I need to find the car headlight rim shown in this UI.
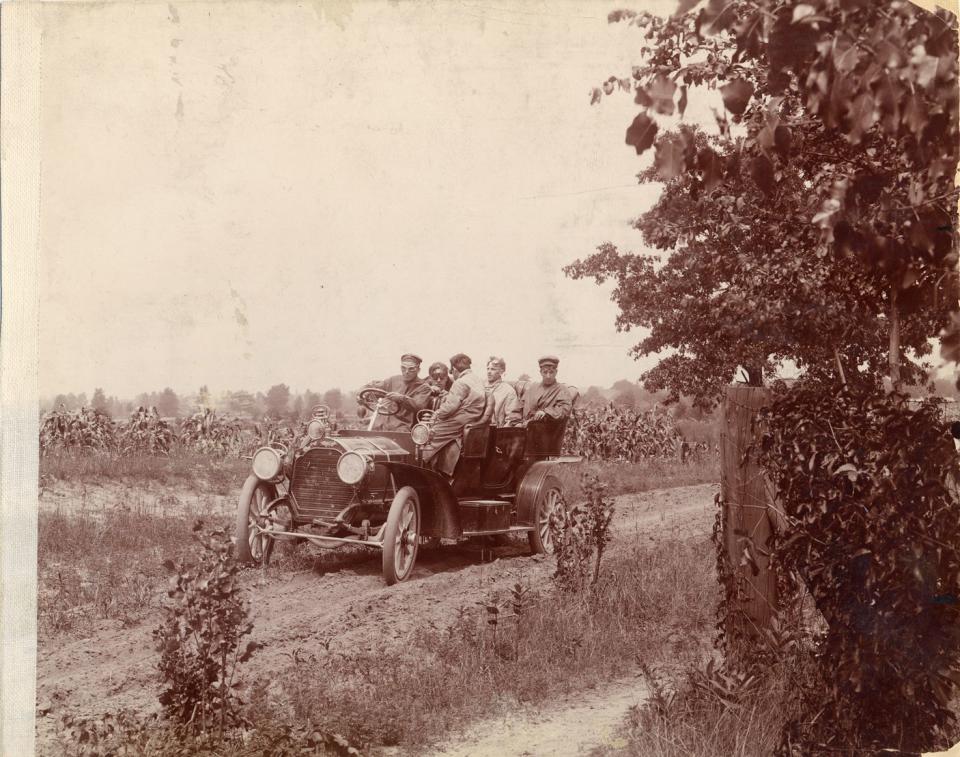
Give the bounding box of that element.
[306,419,327,441]
[336,451,370,485]
[411,423,431,446]
[252,446,283,481]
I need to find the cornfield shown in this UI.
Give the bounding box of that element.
[40,406,116,455]
[117,407,177,455]
[562,405,694,461]
[179,409,244,457]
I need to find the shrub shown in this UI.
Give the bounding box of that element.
[154,523,261,737]
[549,473,615,591]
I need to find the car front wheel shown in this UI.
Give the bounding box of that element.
[235,475,275,565]
[382,486,420,585]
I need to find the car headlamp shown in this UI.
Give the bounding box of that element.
[252,447,282,480]
[411,423,431,446]
[306,419,326,441]
[336,451,370,485]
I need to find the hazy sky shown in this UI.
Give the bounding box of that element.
[40,0,705,400]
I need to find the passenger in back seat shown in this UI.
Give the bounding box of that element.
[485,356,521,427]
[421,353,490,475]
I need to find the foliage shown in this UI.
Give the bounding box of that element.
[40,405,116,455]
[55,710,360,756]
[549,473,616,590]
[154,523,262,737]
[118,406,177,455]
[563,403,688,460]
[253,415,297,449]
[756,382,960,752]
[179,409,244,457]
[569,0,958,406]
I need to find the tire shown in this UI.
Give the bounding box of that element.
[235,475,275,565]
[382,486,421,585]
[528,474,564,555]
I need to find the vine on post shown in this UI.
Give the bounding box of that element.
[757,382,960,753]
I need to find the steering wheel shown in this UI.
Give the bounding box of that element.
[358,387,401,416]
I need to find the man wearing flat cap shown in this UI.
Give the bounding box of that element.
[521,355,572,423]
[358,353,432,431]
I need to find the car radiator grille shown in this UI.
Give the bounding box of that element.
[290,448,356,522]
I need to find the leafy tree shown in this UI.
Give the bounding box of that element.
[322,388,344,412]
[572,0,958,406]
[302,389,321,412]
[91,388,108,413]
[223,390,257,419]
[290,395,304,422]
[611,379,640,408]
[264,384,291,419]
[157,388,180,419]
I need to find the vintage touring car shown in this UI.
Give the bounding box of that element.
[235,388,579,584]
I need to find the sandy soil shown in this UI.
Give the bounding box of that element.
[35,481,718,755]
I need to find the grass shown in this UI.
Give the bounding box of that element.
[261,534,718,750]
[38,500,232,637]
[40,450,250,495]
[600,649,819,757]
[566,458,719,497]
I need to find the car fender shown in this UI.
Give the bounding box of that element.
[377,461,462,539]
[516,459,578,527]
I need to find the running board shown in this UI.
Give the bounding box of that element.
[461,525,534,537]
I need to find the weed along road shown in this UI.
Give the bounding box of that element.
[36,481,718,755]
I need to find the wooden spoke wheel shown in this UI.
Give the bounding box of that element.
[235,478,275,565]
[528,474,564,555]
[382,486,420,585]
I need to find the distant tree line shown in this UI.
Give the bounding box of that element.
[43,376,960,424]
[43,384,353,422]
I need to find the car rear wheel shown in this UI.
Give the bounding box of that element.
[236,476,275,565]
[528,474,564,555]
[382,486,420,585]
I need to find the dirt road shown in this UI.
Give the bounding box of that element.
[35,482,717,755]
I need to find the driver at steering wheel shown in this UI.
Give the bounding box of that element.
[358,353,433,431]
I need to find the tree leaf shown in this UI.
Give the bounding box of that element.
[848,92,876,144]
[648,75,677,116]
[749,154,775,195]
[625,113,658,155]
[720,78,754,116]
[697,0,734,36]
[655,137,686,179]
[698,147,724,192]
[774,125,792,160]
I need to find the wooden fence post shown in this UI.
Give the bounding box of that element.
[720,385,778,638]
